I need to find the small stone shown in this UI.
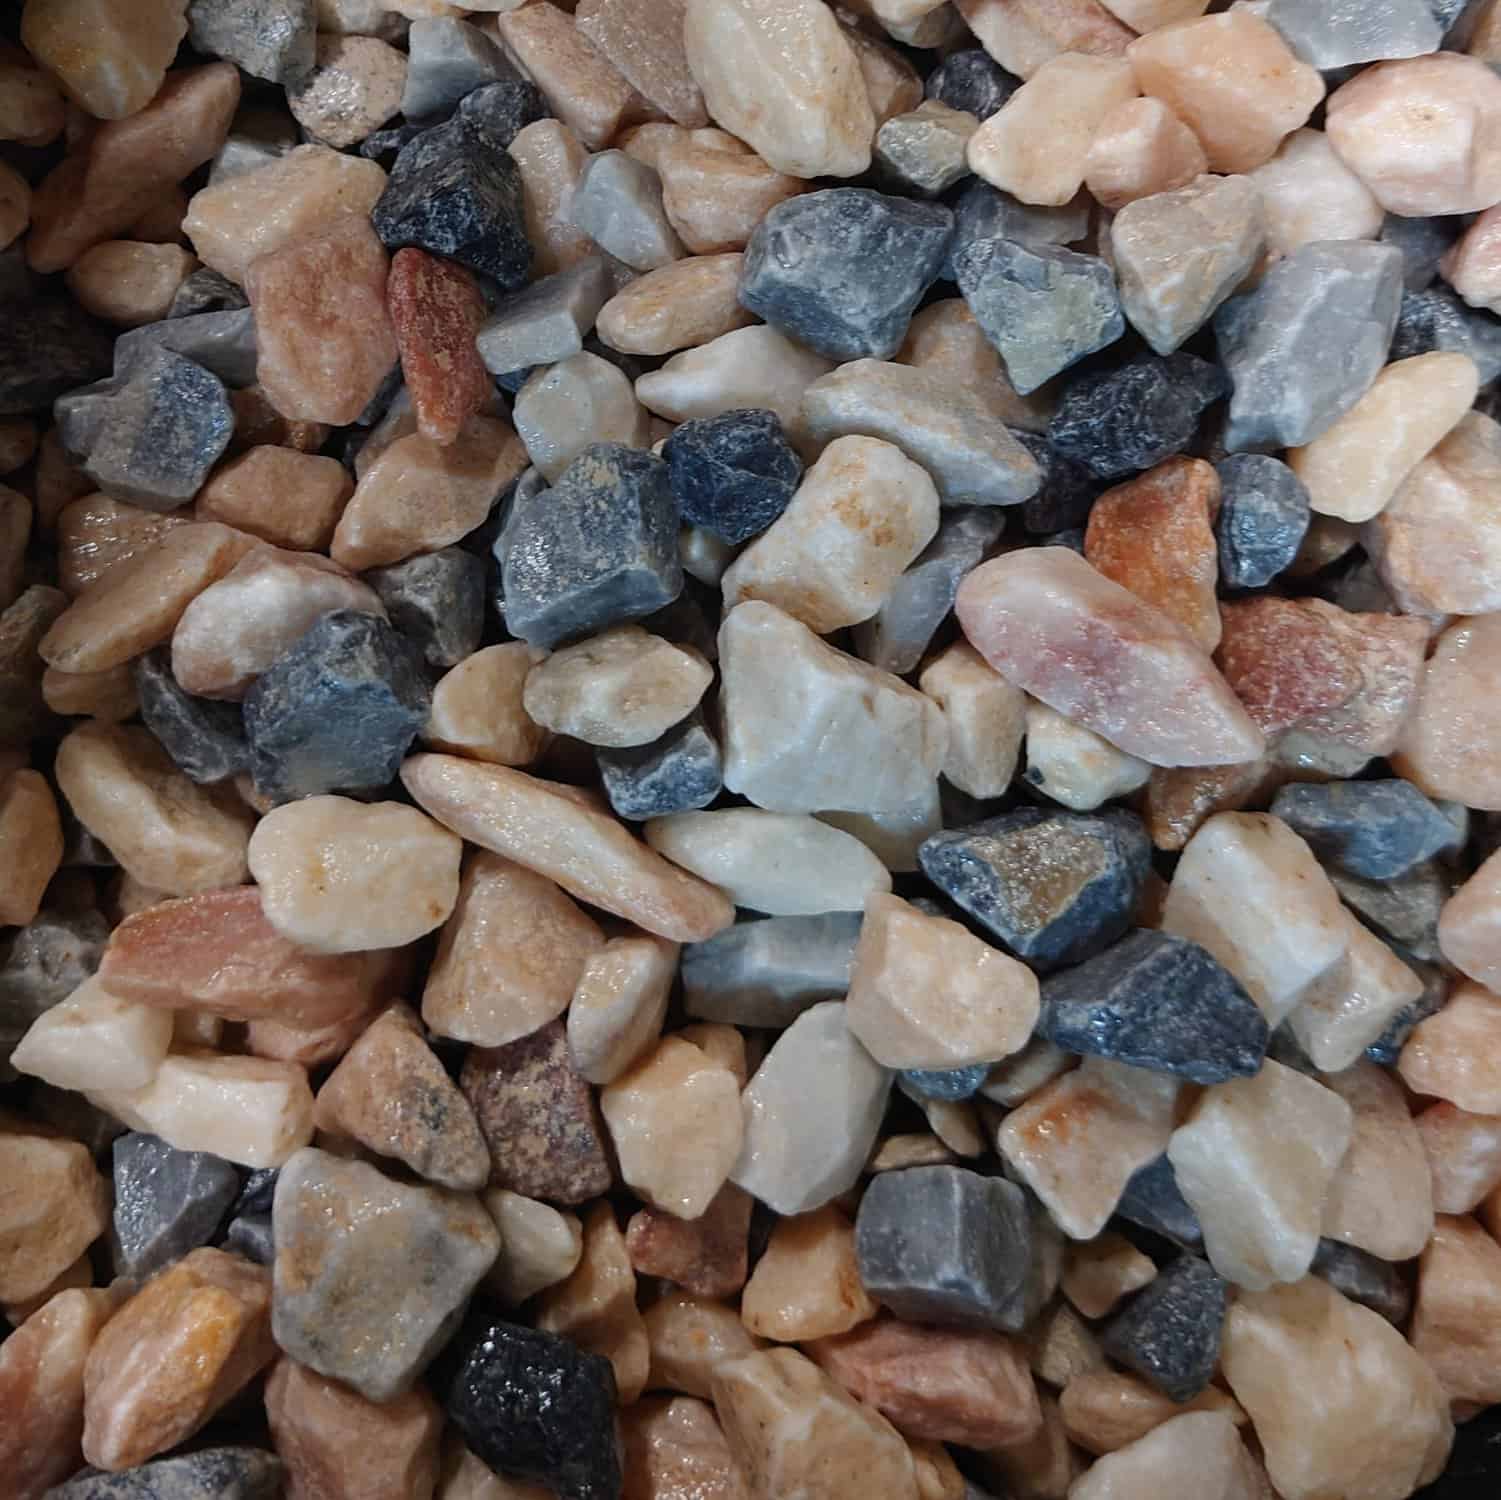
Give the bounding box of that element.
[1268,0,1441,66]
[1269,779,1457,880]
[571,151,685,273]
[64,242,198,329]
[456,77,549,153]
[0,905,108,1066]
[925,48,1016,120]
[482,1189,583,1306]
[596,710,723,822]
[1070,1410,1263,1500]
[1021,701,1150,812]
[596,255,748,359]
[0,51,65,148]
[1061,1233,1155,1321]
[1084,97,1209,213]
[0,1130,109,1305]
[739,189,953,363]
[739,1204,875,1342]
[187,0,316,83]
[476,259,617,380]
[48,1448,284,1500]
[645,1286,763,1398]
[875,102,979,198]
[661,408,800,546]
[575,0,705,127]
[1247,128,1383,259]
[1441,203,1501,313]
[364,550,483,672]
[425,643,549,768]
[401,16,512,120]
[512,353,650,485]
[566,935,675,1086]
[1416,1100,1501,1216]
[626,1185,750,1299]
[622,1396,746,1500]
[386,250,491,447]
[1212,454,1309,589]
[952,0,1132,80]
[508,119,597,278]
[109,1132,240,1284]
[21,0,187,121]
[0,769,62,928]
[194,447,351,554]
[10,974,172,1095]
[1058,1371,1243,1461]
[1099,1255,1227,1404]
[287,35,406,148]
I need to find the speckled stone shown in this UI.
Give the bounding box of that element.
[1214,454,1310,590]
[402,17,514,121]
[662,408,802,545]
[1389,286,1501,384]
[457,78,550,151]
[902,1063,992,1103]
[596,709,724,821]
[1269,780,1458,881]
[1100,1254,1227,1403]
[134,649,247,785]
[365,547,484,670]
[111,1132,241,1284]
[187,0,317,85]
[42,1447,285,1500]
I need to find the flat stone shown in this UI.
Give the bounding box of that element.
[110,1132,240,1284]
[1213,454,1310,589]
[1099,1255,1226,1404]
[597,709,723,821]
[597,254,750,359]
[1084,96,1210,213]
[1269,779,1457,880]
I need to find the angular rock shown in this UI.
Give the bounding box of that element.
[625,1185,750,1299]
[285,34,405,147]
[1022,700,1151,812]
[401,16,512,120]
[10,975,172,1094]
[512,352,650,484]
[1311,1239,1410,1327]
[1100,1255,1227,1404]
[1246,127,1383,260]
[0,1130,109,1305]
[476,258,617,380]
[1440,847,1501,993]
[925,48,1016,120]
[187,0,316,84]
[387,248,491,447]
[1214,453,1310,589]
[1399,980,1501,1115]
[1068,1410,1262,1500]
[738,1203,874,1342]
[195,446,351,553]
[597,710,724,821]
[1084,96,1210,213]
[1268,0,1440,67]
[110,1132,240,1284]
[943,180,1091,286]
[1061,1232,1155,1322]
[576,0,705,128]
[1411,1213,1501,1406]
[876,102,979,198]
[643,1286,762,1400]
[367,549,484,671]
[620,1396,745,1500]
[1269,779,1457,881]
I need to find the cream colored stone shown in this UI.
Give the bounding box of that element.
[42,662,138,723]
[0,768,62,928]
[425,643,550,767]
[1399,980,1501,1114]
[918,640,1026,800]
[0,1131,108,1305]
[1440,846,1501,993]
[508,119,597,276]
[597,254,753,356]
[1442,203,1501,312]
[658,137,806,256]
[10,976,172,1094]
[1023,701,1152,812]
[288,35,406,149]
[739,1205,875,1343]
[1411,1213,1501,1405]
[482,1189,583,1305]
[1061,1233,1156,1320]
[567,935,676,1086]
[0,53,65,148]
[21,0,187,120]
[816,785,942,876]
[1417,1101,1501,1215]
[952,0,1134,81]
[646,1289,764,1398]
[195,447,354,554]
[1084,97,1210,212]
[1070,1411,1262,1500]
[513,352,651,483]
[63,240,196,327]
[1024,1299,1104,1391]
[1246,128,1382,258]
[1060,1371,1245,1458]
[967,53,1138,206]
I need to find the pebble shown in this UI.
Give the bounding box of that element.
[1399,980,1501,1114]
[621,1395,745,1500]
[65,242,198,329]
[1057,1370,1243,1460]
[1441,204,1501,313]
[572,150,685,272]
[576,0,706,128]
[565,933,675,1086]
[1440,847,1501,992]
[876,102,979,197]
[916,639,1024,798]
[1268,0,1442,67]
[662,407,802,546]
[505,119,595,279]
[187,0,317,84]
[1247,127,1384,258]
[1213,453,1310,589]
[654,133,805,258]
[738,1203,874,1341]
[0,768,61,928]
[925,47,1015,120]
[109,1131,240,1284]
[1084,97,1209,213]
[1061,1232,1155,1321]
[644,1285,763,1398]
[402,16,512,120]
[287,35,406,148]
[597,255,751,359]
[425,643,550,768]
[195,446,352,553]
[739,189,953,363]
[1411,1213,1501,1406]
[596,709,723,821]
[367,549,484,671]
[10,975,171,1093]
[0,1129,108,1305]
[626,1182,749,1299]
[457,77,550,153]
[476,258,617,379]
[952,0,1132,81]
[1099,1255,1227,1404]
[0,905,108,1067]
[387,248,491,447]
[1269,779,1458,880]
[483,1189,584,1306]
[1021,701,1148,811]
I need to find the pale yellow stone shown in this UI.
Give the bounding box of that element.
[63,240,195,327]
[1440,846,1501,993]
[567,935,677,1086]
[10,975,172,1094]
[513,353,651,484]
[952,0,1134,81]
[646,1289,764,1398]
[21,0,187,120]
[507,119,597,276]
[740,1205,876,1342]
[1024,701,1152,812]
[1247,128,1383,259]
[0,768,63,928]
[1060,1371,1245,1458]
[482,1188,583,1305]
[288,35,406,149]
[967,53,1138,207]
[1061,1233,1156,1320]
[425,643,550,767]
[658,138,806,256]
[1070,1411,1263,1500]
[1399,980,1501,1115]
[817,786,942,876]
[597,253,754,356]
[1084,96,1210,212]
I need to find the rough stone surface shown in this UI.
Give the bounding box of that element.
[876,102,980,197]
[111,1132,241,1284]
[1410,1212,1501,1406]
[188,0,317,84]
[402,16,513,120]
[9,975,172,1095]
[625,1184,750,1300]
[367,548,484,670]
[45,1448,285,1500]
[1312,1239,1410,1328]
[1214,454,1310,589]
[1269,779,1458,880]
[388,248,491,447]
[597,710,724,821]
[424,643,550,769]
[1100,1255,1227,1404]
[0,1130,109,1305]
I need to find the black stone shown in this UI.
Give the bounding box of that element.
[372,116,532,292]
[901,1064,990,1102]
[1100,1254,1228,1403]
[168,268,250,319]
[1114,1154,1204,1250]
[1039,929,1269,1084]
[596,710,723,821]
[1214,453,1311,589]
[439,1317,623,1500]
[738,188,954,361]
[42,1447,284,1500]
[360,122,427,162]
[924,48,1018,120]
[1049,353,1230,482]
[1312,1238,1411,1326]
[855,1166,1057,1333]
[662,408,802,545]
[1390,286,1501,385]
[243,610,431,803]
[1016,432,1099,535]
[112,1132,242,1283]
[0,294,113,417]
[501,443,682,649]
[115,308,259,389]
[135,649,249,784]
[919,807,1151,970]
[225,1211,275,1265]
[1381,213,1461,292]
[458,79,550,151]
[0,910,110,1068]
[366,547,485,670]
[1270,780,1459,881]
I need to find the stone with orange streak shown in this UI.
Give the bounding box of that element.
[1411,1214,1501,1406]
[952,0,1134,81]
[1059,1370,1245,1458]
[22,0,186,120]
[739,1206,875,1343]
[626,1184,752,1298]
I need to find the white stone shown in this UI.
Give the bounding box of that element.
[566,934,676,1086]
[9,975,172,1092]
[918,640,1026,800]
[816,781,941,873]
[513,351,651,482]
[1070,1411,1264,1500]
[1023,700,1151,811]
[1248,128,1383,257]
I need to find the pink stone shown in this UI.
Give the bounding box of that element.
[1083,97,1210,212]
[1443,203,1501,312]
[1417,1101,1501,1215]
[575,0,707,127]
[952,0,1134,81]
[1440,847,1501,992]
[1410,1214,1501,1406]
[625,1184,751,1299]
[1399,981,1501,1115]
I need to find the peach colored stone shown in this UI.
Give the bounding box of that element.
[1417,1101,1501,1215]
[248,1005,377,1065]
[1441,847,1501,993]
[956,547,1264,768]
[1442,203,1501,312]
[1326,52,1501,216]
[508,119,597,276]
[1400,981,1501,1114]
[247,213,398,427]
[646,1289,765,1399]
[739,1206,875,1343]
[82,1247,275,1472]
[1411,1214,1501,1405]
[425,643,550,767]
[1128,13,1324,174]
[0,52,66,147]
[10,976,173,1094]
[42,661,139,722]
[402,754,735,943]
[195,446,353,553]
[0,769,63,928]
[63,240,195,327]
[0,1130,108,1305]
[21,0,187,120]
[1100,0,1208,27]
[952,0,1134,81]
[1060,1371,1245,1458]
[1247,128,1382,258]
[598,254,755,356]
[1061,1233,1156,1320]
[481,1189,583,1305]
[623,1395,749,1500]
[967,53,1138,206]
[567,935,677,1086]
[513,353,651,484]
[26,63,240,274]
[1084,97,1210,212]
[919,640,1027,801]
[1025,1299,1104,1391]
[626,1184,751,1299]
[675,1023,747,1082]
[576,0,707,127]
[1069,1410,1263,1500]
[658,139,806,256]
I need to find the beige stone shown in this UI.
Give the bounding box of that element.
[440,1437,552,1500]
[63,240,195,327]
[1084,97,1210,212]
[42,662,138,723]
[817,788,942,876]
[739,1206,875,1343]
[1061,1234,1156,1320]
[1442,203,1501,312]
[1023,1298,1104,1392]
[1022,701,1151,812]
[482,1189,583,1305]
[1440,847,1501,993]
[1128,13,1324,174]
[54,723,253,896]
[623,1395,748,1500]
[1247,128,1382,258]
[288,35,405,149]
[195,447,353,553]
[248,1008,382,1067]
[10,976,172,1095]
[1069,1411,1262,1500]
[508,119,597,276]
[1411,1214,1501,1406]
[0,1131,108,1305]
[646,1289,764,1399]
[658,138,806,256]
[425,643,550,767]
[567,935,677,1085]
[598,254,754,356]
[1060,1371,1245,1458]
[967,53,1138,206]
[842,23,923,125]
[1418,1101,1501,1215]
[575,0,705,126]
[21,0,187,120]
[0,52,65,147]
[513,352,651,483]
[952,0,1133,81]
[56,496,189,602]
[1400,980,1501,1114]
[915,640,1026,800]
[0,769,62,928]
[402,754,735,942]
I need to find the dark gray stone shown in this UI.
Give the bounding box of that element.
[0,295,113,417]
[243,610,431,803]
[1039,929,1269,1084]
[1270,779,1458,880]
[225,1211,275,1265]
[372,116,532,291]
[918,807,1151,970]
[359,122,427,163]
[0,910,110,1069]
[943,180,1090,283]
[1214,453,1311,589]
[596,709,723,821]
[1016,432,1099,536]
[234,1167,279,1217]
[401,17,515,121]
[739,189,953,361]
[42,1448,284,1500]
[134,649,249,784]
[954,236,1124,394]
[111,1132,242,1283]
[187,0,316,84]
[875,107,974,197]
[1312,1238,1411,1325]
[1381,213,1460,292]
[365,547,485,670]
[855,1165,1053,1333]
[168,269,250,319]
[1265,0,1441,67]
[28,1083,126,1157]
[925,49,1018,120]
[457,79,550,152]
[662,408,802,546]
[0,585,67,750]
[1114,1154,1204,1250]
[1390,284,1501,384]
[1330,861,1449,965]
[115,308,259,389]
[1215,240,1403,451]
[1100,1254,1228,1403]
[681,912,861,1028]
[901,1064,990,1102]
[501,443,682,649]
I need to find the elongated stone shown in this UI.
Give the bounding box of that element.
[682,912,860,1028]
[1269,779,1457,881]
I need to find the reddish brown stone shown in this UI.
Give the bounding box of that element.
[387,248,491,448]
[1144,759,1277,853]
[625,1184,752,1298]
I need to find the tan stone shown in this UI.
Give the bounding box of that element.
[952,0,1133,81]
[818,789,943,878]
[1440,847,1501,993]
[402,754,735,942]
[1023,1298,1104,1391]
[0,769,62,928]
[1069,1410,1263,1500]
[1418,1101,1501,1216]
[658,139,806,256]
[287,34,405,149]
[0,1131,107,1306]
[1247,128,1382,259]
[0,52,65,147]
[62,239,194,327]
[673,1026,747,1086]
[41,662,137,723]
[482,1189,583,1305]
[842,23,923,125]
[195,447,353,553]
[1100,0,1209,28]
[1442,203,1501,312]
[1060,1233,1156,1320]
[1084,97,1209,212]
[1128,13,1324,174]
[1022,701,1150,812]
[1400,980,1501,1114]
[247,1007,378,1066]
[1060,1371,1245,1458]
[738,1206,875,1343]
[598,254,754,356]
[54,491,198,601]
[10,976,173,1094]
[978,1389,1081,1500]
[626,1185,751,1299]
[440,1437,552,1500]
[21,0,187,120]
[568,935,677,1085]
[508,119,597,276]
[623,1395,749,1500]
[646,1289,764,1398]
[82,1248,275,1472]
[576,0,706,127]
[1411,1216,1501,1410]
[967,53,1138,206]
[915,640,1026,800]
[425,643,550,767]
[513,352,651,483]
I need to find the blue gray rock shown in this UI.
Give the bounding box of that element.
[167,269,249,319]
[115,308,259,389]
[401,17,515,121]
[360,122,426,163]
[570,151,683,273]
[596,709,723,821]
[901,1064,991,1102]
[0,909,110,1069]
[682,912,861,1028]
[187,0,316,84]
[111,1132,242,1283]
[225,1212,275,1265]
[925,49,1017,120]
[243,610,431,803]
[1391,283,1501,384]
[1114,1154,1204,1250]
[372,116,532,291]
[875,106,976,197]
[0,294,113,417]
[365,547,485,670]
[1038,929,1269,1085]
[1381,213,1460,292]
[135,649,248,785]
[1270,779,1459,880]
[29,1082,127,1157]
[1214,453,1311,589]
[1100,1254,1227,1403]
[1016,432,1099,536]
[855,1165,1055,1333]
[954,237,1123,394]
[919,808,1151,970]
[476,257,619,378]
[1312,1238,1411,1325]
[662,407,802,545]
[457,79,550,151]
[739,189,953,361]
[1048,352,1230,481]
[501,443,683,649]
[1215,239,1403,451]
[943,180,1090,282]
[42,1448,284,1500]
[1265,0,1441,68]
[439,1317,622,1500]
[234,1167,279,1217]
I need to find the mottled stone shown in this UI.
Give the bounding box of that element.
[48,1448,285,1500]
[597,710,724,821]
[287,35,405,148]
[925,47,1016,119]
[875,102,978,198]
[387,249,490,447]
[110,1132,239,1284]
[0,1130,109,1305]
[187,0,315,84]
[644,1285,762,1400]
[1213,453,1309,589]
[625,1184,749,1300]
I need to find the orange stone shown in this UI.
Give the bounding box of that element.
[196,447,354,553]
[1417,1101,1501,1216]
[1410,1215,1501,1405]
[739,1206,876,1343]
[1399,981,1501,1115]
[0,768,64,928]
[1143,759,1275,853]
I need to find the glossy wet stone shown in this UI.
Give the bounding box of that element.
[1100,1255,1227,1403]
[1213,454,1310,590]
[662,408,801,546]
[596,710,723,821]
[366,548,484,671]
[1269,780,1457,881]
[110,1132,240,1284]
[133,650,247,786]
[44,1447,285,1500]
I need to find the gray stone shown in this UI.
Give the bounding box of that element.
[188,0,316,83]
[1381,213,1460,292]
[0,295,113,418]
[401,17,514,121]
[571,151,684,272]
[1270,779,1459,881]
[224,1212,275,1265]
[681,912,861,1028]
[942,179,1090,282]
[925,49,1018,121]
[596,709,723,821]
[853,507,1005,674]
[1214,453,1310,589]
[134,649,248,785]
[1329,861,1448,965]
[365,547,484,670]
[209,135,288,186]
[953,237,1124,394]
[919,808,1151,971]
[456,79,550,152]
[1038,929,1269,1085]
[1016,432,1100,535]
[1100,1253,1227,1403]
[1113,1153,1204,1250]
[272,1147,499,1401]
[476,257,619,378]
[662,408,802,546]
[501,443,683,650]
[111,1132,242,1283]
[29,1082,127,1157]
[167,269,249,320]
[855,1165,1055,1333]
[1390,285,1501,385]
[1266,0,1441,67]
[243,609,431,803]
[115,308,259,389]
[42,1448,284,1500]
[739,188,954,362]
[0,909,110,1069]
[0,585,66,750]
[1311,1238,1411,1325]
[900,1064,990,1102]
[1215,239,1403,451]
[233,1166,278,1217]
[875,105,977,197]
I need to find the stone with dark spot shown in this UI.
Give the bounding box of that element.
[168,269,250,320]
[111,1131,242,1283]
[1269,779,1459,881]
[42,1447,285,1499]
[901,1064,990,1102]
[1114,1154,1204,1250]
[135,648,249,785]
[1364,956,1448,1066]
[114,308,259,390]
[401,17,515,122]
[596,709,723,821]
[739,189,954,362]
[925,49,1017,121]
[918,807,1151,970]
[1389,285,1501,383]
[242,610,430,803]
[1100,1253,1227,1403]
[1214,453,1310,589]
[458,79,551,152]
[1038,929,1269,1084]
[0,908,110,1071]
[662,408,802,546]
[365,547,485,670]
[1311,1238,1411,1325]
[0,296,113,418]
[187,0,317,85]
